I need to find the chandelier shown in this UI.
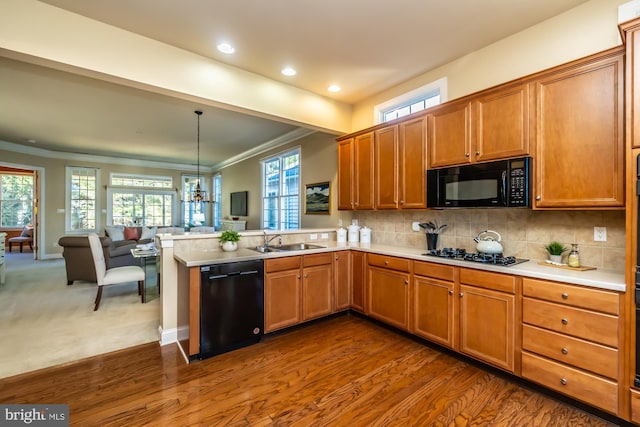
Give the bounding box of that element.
[189,110,209,203]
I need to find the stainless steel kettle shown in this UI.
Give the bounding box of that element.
[474,230,503,254]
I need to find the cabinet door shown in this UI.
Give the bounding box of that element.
[473,84,529,162]
[354,132,375,210]
[264,269,301,333]
[399,116,427,208]
[375,125,399,209]
[302,263,333,321]
[626,25,640,149]
[428,101,471,168]
[459,284,514,372]
[333,250,351,311]
[351,251,366,313]
[337,138,354,210]
[367,266,409,331]
[533,52,624,208]
[413,275,455,348]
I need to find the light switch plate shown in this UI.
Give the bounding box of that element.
[594,227,607,242]
[309,234,318,240]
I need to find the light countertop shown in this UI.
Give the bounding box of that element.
[173,241,626,292]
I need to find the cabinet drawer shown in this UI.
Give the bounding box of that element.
[303,252,332,267]
[413,261,454,281]
[523,298,618,347]
[522,277,619,315]
[522,352,618,415]
[368,254,410,272]
[522,324,618,379]
[631,388,640,425]
[265,256,301,273]
[459,268,515,294]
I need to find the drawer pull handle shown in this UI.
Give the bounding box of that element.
[560,378,567,386]
[448,290,453,295]
[561,347,569,355]
[561,318,568,325]
[384,261,389,265]
[561,292,569,299]
[404,280,409,285]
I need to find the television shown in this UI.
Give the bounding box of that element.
[230,191,248,217]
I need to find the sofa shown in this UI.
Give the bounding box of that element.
[58,225,159,285]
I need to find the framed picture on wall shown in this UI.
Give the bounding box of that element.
[305,181,330,214]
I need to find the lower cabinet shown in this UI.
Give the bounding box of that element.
[366,254,410,331]
[351,251,366,313]
[264,253,333,333]
[333,250,351,311]
[412,261,455,349]
[458,268,516,373]
[520,277,620,415]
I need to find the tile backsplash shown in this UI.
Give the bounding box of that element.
[350,209,625,271]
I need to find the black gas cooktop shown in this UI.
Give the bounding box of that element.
[423,248,528,267]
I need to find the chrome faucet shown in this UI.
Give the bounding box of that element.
[263,231,282,247]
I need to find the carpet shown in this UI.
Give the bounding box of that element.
[0,252,160,379]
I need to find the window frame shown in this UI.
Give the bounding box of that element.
[261,147,301,230]
[212,174,222,229]
[107,173,175,227]
[0,172,34,229]
[65,166,100,233]
[374,77,448,124]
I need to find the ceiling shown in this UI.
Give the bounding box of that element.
[0,0,590,169]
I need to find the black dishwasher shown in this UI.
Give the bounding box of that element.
[199,259,264,359]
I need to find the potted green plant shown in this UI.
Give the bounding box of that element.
[544,241,568,264]
[220,230,240,252]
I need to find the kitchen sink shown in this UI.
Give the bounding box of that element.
[251,243,325,253]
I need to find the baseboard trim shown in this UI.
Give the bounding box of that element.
[159,325,189,346]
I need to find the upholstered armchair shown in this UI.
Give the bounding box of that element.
[58,235,110,285]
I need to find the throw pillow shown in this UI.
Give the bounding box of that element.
[124,226,139,241]
[140,226,157,240]
[105,225,125,242]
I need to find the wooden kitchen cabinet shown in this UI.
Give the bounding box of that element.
[375,116,427,209]
[337,132,375,210]
[428,101,471,168]
[622,20,640,149]
[351,251,366,313]
[367,254,411,331]
[472,84,529,162]
[532,48,624,208]
[412,261,456,349]
[333,250,351,311]
[264,256,302,333]
[521,277,621,415]
[458,268,516,372]
[302,253,333,321]
[265,253,333,332]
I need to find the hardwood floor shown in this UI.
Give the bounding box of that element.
[0,315,619,426]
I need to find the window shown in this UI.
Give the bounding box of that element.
[182,175,209,227]
[213,174,222,229]
[0,173,33,228]
[375,77,447,124]
[66,167,98,232]
[261,148,300,230]
[108,173,174,226]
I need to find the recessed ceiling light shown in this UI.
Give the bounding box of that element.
[217,43,235,54]
[281,67,297,76]
[328,85,341,93]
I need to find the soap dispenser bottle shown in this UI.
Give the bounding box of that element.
[568,243,580,268]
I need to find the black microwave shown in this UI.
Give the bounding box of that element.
[427,157,531,208]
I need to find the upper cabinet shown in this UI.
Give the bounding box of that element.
[427,101,471,168]
[532,48,624,209]
[375,116,427,209]
[427,84,529,169]
[337,132,375,210]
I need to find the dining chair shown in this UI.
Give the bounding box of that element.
[87,233,145,311]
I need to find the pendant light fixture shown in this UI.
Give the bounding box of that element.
[190,110,209,203]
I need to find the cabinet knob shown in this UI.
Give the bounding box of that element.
[535,196,541,200]
[304,274,308,278]
[384,261,389,265]
[404,280,409,285]
[475,151,480,155]
[297,275,301,279]
[335,256,339,260]
[459,292,464,297]
[561,318,568,325]
[448,290,453,295]
[561,347,569,355]
[560,378,567,386]
[561,292,569,299]
[465,152,470,157]
[400,200,404,205]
